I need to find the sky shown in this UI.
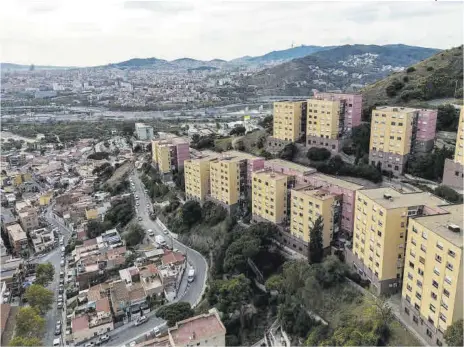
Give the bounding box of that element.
[0,0,462,67]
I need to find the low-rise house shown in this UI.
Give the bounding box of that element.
[139,264,163,297]
[6,224,27,255]
[30,227,55,253]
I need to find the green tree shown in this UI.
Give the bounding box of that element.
[434,185,463,203]
[24,284,53,314]
[309,216,324,264]
[15,307,46,338]
[307,147,331,161]
[265,274,284,291]
[181,200,202,227]
[34,262,55,286]
[9,336,42,346]
[207,274,252,314]
[279,143,296,161]
[258,115,273,133]
[351,124,371,156]
[444,319,463,347]
[437,104,459,131]
[230,126,246,136]
[124,224,145,247]
[156,302,194,327]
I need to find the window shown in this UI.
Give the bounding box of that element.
[404,307,410,315]
[408,272,413,280]
[426,329,433,338]
[409,261,415,269]
[446,262,453,271]
[434,267,440,276]
[406,294,411,303]
[441,301,448,310]
[439,313,447,323]
[411,238,417,246]
[448,249,456,258]
[432,280,439,289]
[413,315,419,324]
[445,276,452,285]
[415,292,421,300]
[417,280,422,288]
[436,242,443,250]
[435,254,442,263]
[430,304,436,313]
[422,231,427,240]
[443,289,450,298]
[431,292,437,300]
[420,245,427,253]
[407,284,412,292]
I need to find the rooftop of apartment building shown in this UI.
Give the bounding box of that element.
[310,173,364,191]
[358,188,447,209]
[293,184,339,200]
[412,204,463,247]
[6,224,27,241]
[374,106,419,113]
[168,308,226,346]
[253,169,290,181]
[187,150,220,161]
[265,159,316,175]
[215,150,262,162]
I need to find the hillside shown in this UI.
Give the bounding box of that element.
[237,45,335,63]
[1,63,73,71]
[241,44,440,95]
[361,45,463,112]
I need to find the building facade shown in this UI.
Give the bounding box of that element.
[135,123,154,140]
[401,204,462,346]
[152,137,190,181]
[272,100,307,143]
[346,188,447,295]
[184,154,218,202]
[6,224,28,255]
[443,108,464,190]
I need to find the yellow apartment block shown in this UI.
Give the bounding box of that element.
[251,170,291,224]
[455,108,464,165]
[85,208,98,220]
[151,139,159,163]
[39,192,53,206]
[306,98,340,139]
[290,186,341,249]
[348,188,447,295]
[273,101,306,142]
[401,204,463,346]
[184,155,218,202]
[156,144,172,174]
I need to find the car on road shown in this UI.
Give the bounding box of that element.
[135,195,139,200]
[53,338,60,347]
[55,323,61,335]
[147,229,154,236]
[60,260,65,267]
[138,217,143,222]
[84,342,95,347]
[134,315,148,326]
[57,301,63,309]
[163,229,168,235]
[96,334,110,345]
[136,202,140,206]
[59,285,64,294]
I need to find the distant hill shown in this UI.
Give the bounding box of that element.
[1,63,73,71]
[233,45,335,64]
[361,45,463,112]
[241,44,441,96]
[107,57,173,69]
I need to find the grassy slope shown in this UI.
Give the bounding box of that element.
[362,45,463,112]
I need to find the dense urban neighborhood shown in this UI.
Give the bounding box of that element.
[0,4,463,346]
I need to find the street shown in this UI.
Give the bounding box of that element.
[41,202,73,347]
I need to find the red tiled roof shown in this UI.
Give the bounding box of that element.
[162,251,185,266]
[77,230,87,241]
[128,284,146,302]
[83,238,97,247]
[96,297,111,313]
[107,246,126,258]
[72,315,89,333]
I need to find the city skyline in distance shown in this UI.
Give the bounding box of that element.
[1,0,463,67]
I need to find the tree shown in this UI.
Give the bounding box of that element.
[258,115,273,133]
[434,185,463,203]
[9,336,42,346]
[86,220,111,239]
[15,307,46,338]
[157,302,194,327]
[351,124,371,156]
[124,224,145,247]
[309,216,324,264]
[230,126,246,136]
[181,201,202,227]
[437,104,459,131]
[35,262,55,286]
[307,147,331,161]
[24,285,53,314]
[265,274,284,292]
[407,147,454,181]
[444,319,463,347]
[279,143,296,161]
[207,274,252,314]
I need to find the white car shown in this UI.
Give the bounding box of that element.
[53,338,60,347]
[148,229,154,236]
[135,315,148,326]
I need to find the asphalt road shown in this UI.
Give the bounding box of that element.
[41,202,73,347]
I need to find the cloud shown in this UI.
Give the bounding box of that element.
[123,1,194,13]
[0,1,462,66]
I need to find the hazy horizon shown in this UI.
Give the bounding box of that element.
[1,1,463,67]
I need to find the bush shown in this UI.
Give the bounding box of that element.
[406,66,416,73]
[386,79,405,97]
[342,146,354,155]
[402,76,409,83]
[278,143,296,161]
[427,66,434,71]
[434,185,463,203]
[307,147,331,161]
[157,302,194,327]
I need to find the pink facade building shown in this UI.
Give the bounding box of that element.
[263,159,364,234]
[313,91,363,132]
[413,109,437,153]
[173,139,190,170]
[246,157,265,186]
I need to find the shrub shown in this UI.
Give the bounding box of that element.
[307,147,331,161]
[406,66,416,73]
[427,66,434,71]
[434,185,463,203]
[342,146,355,155]
[402,76,409,83]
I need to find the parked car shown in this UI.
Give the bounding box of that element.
[59,285,64,294]
[138,217,143,222]
[84,343,95,347]
[148,229,154,236]
[135,315,148,326]
[53,338,60,347]
[97,334,110,345]
[60,260,65,267]
[55,323,61,335]
[57,301,63,309]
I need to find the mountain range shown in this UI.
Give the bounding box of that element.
[241,44,441,95]
[1,43,439,72]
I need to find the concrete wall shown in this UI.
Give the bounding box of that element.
[306,136,342,153]
[442,159,464,190]
[369,150,408,174]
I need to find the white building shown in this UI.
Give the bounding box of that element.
[135,123,154,140]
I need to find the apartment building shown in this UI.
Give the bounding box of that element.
[209,151,264,213]
[287,185,342,255]
[135,123,154,140]
[184,153,219,202]
[263,159,363,235]
[6,224,27,255]
[152,136,190,181]
[346,188,447,295]
[401,204,462,346]
[251,170,294,224]
[443,108,464,190]
[272,100,307,144]
[168,308,226,347]
[306,98,343,152]
[369,106,437,174]
[313,91,363,132]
